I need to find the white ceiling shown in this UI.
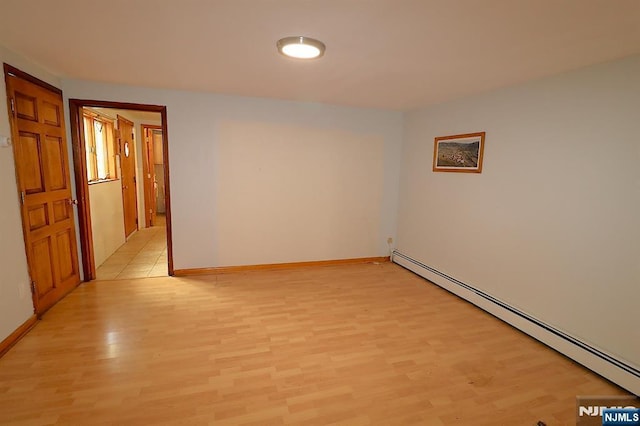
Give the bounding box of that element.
[1,0,640,111]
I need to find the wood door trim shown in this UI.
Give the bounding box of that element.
[3,63,62,96]
[69,101,95,280]
[0,314,37,358]
[174,257,391,276]
[69,99,175,279]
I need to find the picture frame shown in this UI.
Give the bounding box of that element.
[433,131,485,173]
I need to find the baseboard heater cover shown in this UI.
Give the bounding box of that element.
[392,251,640,396]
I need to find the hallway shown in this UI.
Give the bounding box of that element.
[95,215,168,280]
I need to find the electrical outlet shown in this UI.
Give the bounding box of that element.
[387,237,393,244]
[0,135,11,147]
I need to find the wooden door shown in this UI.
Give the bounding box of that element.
[118,115,138,237]
[5,71,80,314]
[142,126,158,227]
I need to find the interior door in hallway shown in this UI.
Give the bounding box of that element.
[142,125,158,227]
[4,67,81,314]
[118,115,138,237]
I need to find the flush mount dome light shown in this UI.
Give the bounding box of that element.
[277,36,325,59]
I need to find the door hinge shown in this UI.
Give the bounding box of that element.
[20,191,25,205]
[30,280,36,294]
[10,97,16,117]
[132,132,135,139]
[133,176,136,184]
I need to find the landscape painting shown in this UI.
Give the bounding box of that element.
[433,132,485,173]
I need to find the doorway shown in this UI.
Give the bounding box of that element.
[69,100,174,281]
[141,124,164,228]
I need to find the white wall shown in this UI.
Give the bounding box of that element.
[215,121,384,265]
[397,56,640,371]
[88,181,125,267]
[0,46,62,341]
[61,81,404,269]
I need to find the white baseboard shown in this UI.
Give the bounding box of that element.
[393,251,640,396]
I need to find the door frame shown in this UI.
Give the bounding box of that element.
[141,124,162,228]
[69,99,174,280]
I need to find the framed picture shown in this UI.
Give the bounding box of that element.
[433,132,485,173]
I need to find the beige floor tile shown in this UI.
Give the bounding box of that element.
[130,255,161,265]
[120,264,154,274]
[96,264,127,274]
[115,247,144,255]
[95,218,168,281]
[101,254,132,267]
[147,266,168,277]
[140,249,164,256]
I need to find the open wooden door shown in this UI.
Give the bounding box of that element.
[117,115,137,238]
[142,125,160,228]
[4,65,81,315]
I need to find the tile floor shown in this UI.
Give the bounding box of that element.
[95,215,168,280]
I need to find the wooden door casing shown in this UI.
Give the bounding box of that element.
[118,115,138,238]
[5,68,80,314]
[69,99,175,279]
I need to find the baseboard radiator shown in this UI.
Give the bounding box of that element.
[392,251,640,396]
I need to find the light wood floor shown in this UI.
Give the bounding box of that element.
[95,215,168,280]
[0,263,627,425]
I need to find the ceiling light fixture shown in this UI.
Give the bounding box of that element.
[277,36,326,59]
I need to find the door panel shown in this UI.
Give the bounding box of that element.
[43,135,67,190]
[118,115,138,237]
[31,237,55,296]
[52,200,70,223]
[6,71,81,315]
[15,92,37,120]
[55,230,75,280]
[42,100,60,126]
[17,132,45,193]
[27,204,48,231]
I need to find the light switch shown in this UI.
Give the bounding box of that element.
[0,136,11,147]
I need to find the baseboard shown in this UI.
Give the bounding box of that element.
[0,314,37,358]
[393,251,640,396]
[174,256,390,276]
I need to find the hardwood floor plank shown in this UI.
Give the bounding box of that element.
[0,263,629,425]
